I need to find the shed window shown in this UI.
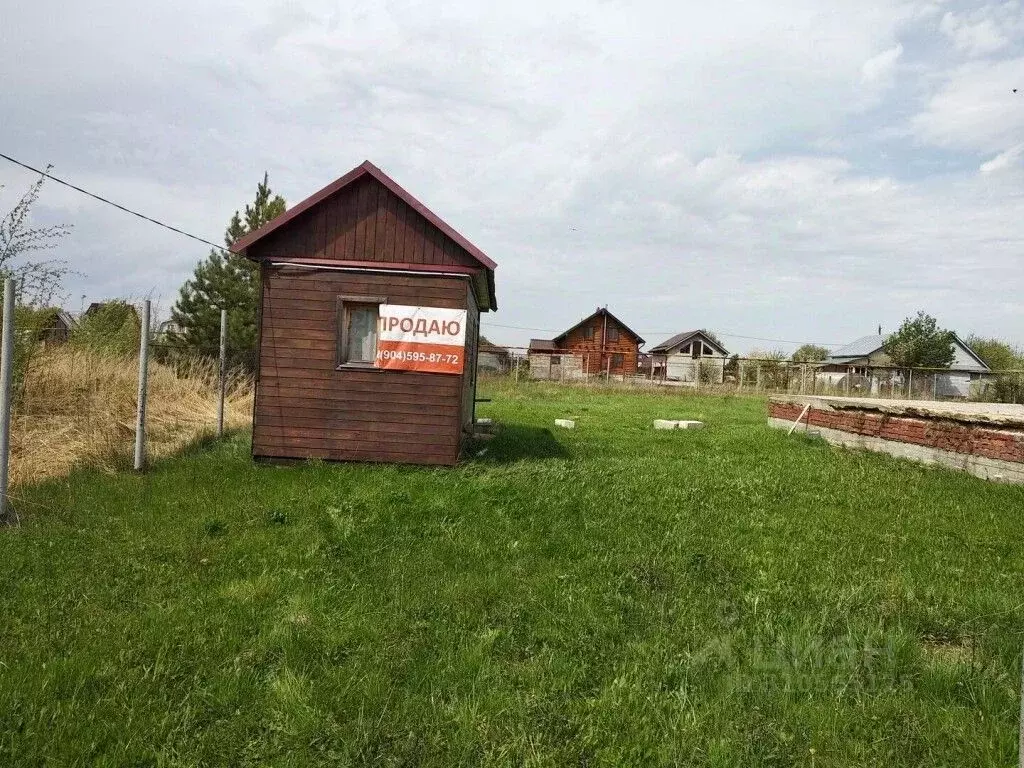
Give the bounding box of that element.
[551,355,562,365]
[611,353,624,368]
[337,295,386,367]
[607,326,619,342]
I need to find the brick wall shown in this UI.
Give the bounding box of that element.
[769,402,1024,464]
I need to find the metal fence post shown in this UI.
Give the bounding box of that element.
[0,280,16,519]
[134,300,151,471]
[217,308,227,437]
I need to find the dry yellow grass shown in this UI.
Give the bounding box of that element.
[10,347,253,486]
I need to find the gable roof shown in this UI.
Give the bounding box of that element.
[953,335,992,370]
[231,160,497,310]
[529,338,557,352]
[827,334,885,361]
[649,330,728,355]
[827,333,991,371]
[553,308,645,346]
[232,161,495,268]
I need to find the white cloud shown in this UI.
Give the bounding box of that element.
[911,57,1024,153]
[980,143,1024,172]
[862,43,904,85]
[939,4,1024,57]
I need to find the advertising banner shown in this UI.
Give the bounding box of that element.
[376,305,467,375]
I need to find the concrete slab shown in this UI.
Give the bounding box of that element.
[654,420,704,430]
[554,419,575,429]
[769,395,1024,428]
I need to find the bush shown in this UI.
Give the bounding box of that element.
[71,301,140,355]
[983,375,1024,404]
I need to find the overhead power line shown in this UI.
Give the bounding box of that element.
[482,321,841,347]
[1,152,846,349]
[0,152,228,253]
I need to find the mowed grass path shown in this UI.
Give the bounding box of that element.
[2,382,1024,766]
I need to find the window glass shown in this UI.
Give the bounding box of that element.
[612,353,624,367]
[607,326,619,342]
[344,303,378,363]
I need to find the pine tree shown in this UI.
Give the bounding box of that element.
[169,174,285,366]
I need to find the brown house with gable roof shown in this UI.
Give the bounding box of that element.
[528,307,644,379]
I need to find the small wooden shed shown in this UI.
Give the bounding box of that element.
[232,161,497,466]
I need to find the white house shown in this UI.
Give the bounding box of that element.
[649,330,730,384]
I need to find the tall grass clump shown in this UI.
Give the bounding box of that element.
[10,345,252,486]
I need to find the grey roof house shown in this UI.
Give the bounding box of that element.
[822,333,990,398]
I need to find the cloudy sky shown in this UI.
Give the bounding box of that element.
[2,0,1023,354]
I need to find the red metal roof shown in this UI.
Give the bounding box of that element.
[231,160,497,272]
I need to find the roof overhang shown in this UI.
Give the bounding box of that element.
[232,160,496,311]
[553,308,645,346]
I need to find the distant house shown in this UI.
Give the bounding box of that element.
[19,307,76,345]
[155,319,181,344]
[478,342,512,373]
[820,333,990,398]
[648,330,729,383]
[529,307,644,380]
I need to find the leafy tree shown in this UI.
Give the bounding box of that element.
[747,347,786,361]
[746,347,788,388]
[791,344,829,362]
[963,335,1024,404]
[963,335,1022,372]
[882,312,956,370]
[170,174,285,365]
[0,168,71,307]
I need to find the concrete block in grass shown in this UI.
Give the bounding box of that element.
[654,419,704,430]
[554,419,576,429]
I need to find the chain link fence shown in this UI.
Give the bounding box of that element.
[478,345,1024,404]
[3,296,253,503]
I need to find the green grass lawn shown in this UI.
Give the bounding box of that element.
[2,381,1024,766]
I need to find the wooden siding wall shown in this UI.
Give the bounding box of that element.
[558,317,641,375]
[460,287,480,433]
[251,175,481,270]
[254,268,471,465]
